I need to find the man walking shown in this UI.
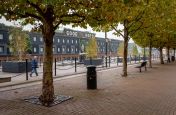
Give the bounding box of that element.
[30,56,38,77]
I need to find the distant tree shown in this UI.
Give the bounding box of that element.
[132,45,138,56]
[117,42,124,57]
[86,37,98,58]
[9,28,31,61]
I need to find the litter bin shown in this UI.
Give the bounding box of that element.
[87,65,97,89]
[171,56,175,62]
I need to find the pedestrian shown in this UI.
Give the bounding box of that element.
[30,56,38,77]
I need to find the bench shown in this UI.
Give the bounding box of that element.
[0,77,11,83]
[135,61,147,72]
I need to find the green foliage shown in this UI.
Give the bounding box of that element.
[85,37,98,58]
[9,28,31,61]
[117,42,124,57]
[132,45,138,56]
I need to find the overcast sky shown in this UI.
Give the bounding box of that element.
[0,17,133,42]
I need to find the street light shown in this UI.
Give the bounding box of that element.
[105,31,108,68]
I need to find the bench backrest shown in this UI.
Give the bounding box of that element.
[141,61,147,67]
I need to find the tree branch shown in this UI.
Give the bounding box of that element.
[111,25,124,38]
[127,9,145,29]
[26,0,45,18]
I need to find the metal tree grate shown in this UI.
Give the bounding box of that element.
[24,95,73,107]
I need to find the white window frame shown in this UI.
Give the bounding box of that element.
[40,37,43,42]
[67,39,69,43]
[33,37,36,41]
[33,47,37,52]
[0,46,3,53]
[40,47,43,52]
[0,34,3,40]
[57,47,60,52]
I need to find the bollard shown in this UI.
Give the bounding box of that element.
[109,56,110,67]
[117,56,119,66]
[135,55,136,63]
[55,58,56,76]
[75,58,77,72]
[105,56,107,68]
[25,59,28,80]
[87,65,97,89]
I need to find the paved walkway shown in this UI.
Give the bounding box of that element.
[0,61,176,115]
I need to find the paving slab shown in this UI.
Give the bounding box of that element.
[0,61,176,115]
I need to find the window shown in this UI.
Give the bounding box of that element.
[0,46,4,53]
[53,38,54,42]
[72,39,74,44]
[75,40,77,44]
[63,39,65,43]
[0,34,3,40]
[67,39,69,43]
[71,46,75,53]
[76,48,78,52]
[33,47,37,52]
[58,38,60,43]
[67,48,70,52]
[57,47,60,52]
[53,47,55,52]
[33,37,36,41]
[40,47,43,52]
[40,37,43,42]
[62,46,66,53]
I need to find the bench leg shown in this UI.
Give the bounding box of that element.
[139,68,141,72]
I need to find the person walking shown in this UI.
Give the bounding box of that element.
[30,56,38,77]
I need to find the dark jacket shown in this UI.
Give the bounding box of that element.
[31,59,38,68]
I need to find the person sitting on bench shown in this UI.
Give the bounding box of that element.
[135,61,147,72]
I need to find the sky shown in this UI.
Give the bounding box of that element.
[0,17,133,42]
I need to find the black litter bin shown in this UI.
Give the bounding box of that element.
[171,56,175,62]
[87,65,97,89]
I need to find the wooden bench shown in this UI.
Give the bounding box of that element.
[0,77,11,83]
[135,61,147,72]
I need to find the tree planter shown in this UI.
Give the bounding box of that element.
[2,61,32,73]
[84,58,103,66]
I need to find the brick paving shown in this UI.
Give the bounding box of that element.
[0,62,176,115]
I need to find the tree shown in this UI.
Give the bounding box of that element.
[9,28,31,61]
[132,45,138,56]
[0,0,99,106]
[117,42,124,57]
[86,37,98,58]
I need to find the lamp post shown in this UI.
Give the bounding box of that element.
[143,47,146,61]
[105,31,108,68]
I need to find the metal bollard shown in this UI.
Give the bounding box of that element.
[109,56,110,67]
[25,59,28,80]
[75,58,77,72]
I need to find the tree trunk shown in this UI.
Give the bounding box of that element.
[143,47,146,61]
[122,19,128,77]
[167,47,170,63]
[159,47,164,64]
[149,39,152,68]
[39,22,55,106]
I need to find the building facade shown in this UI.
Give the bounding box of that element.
[0,23,121,57]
